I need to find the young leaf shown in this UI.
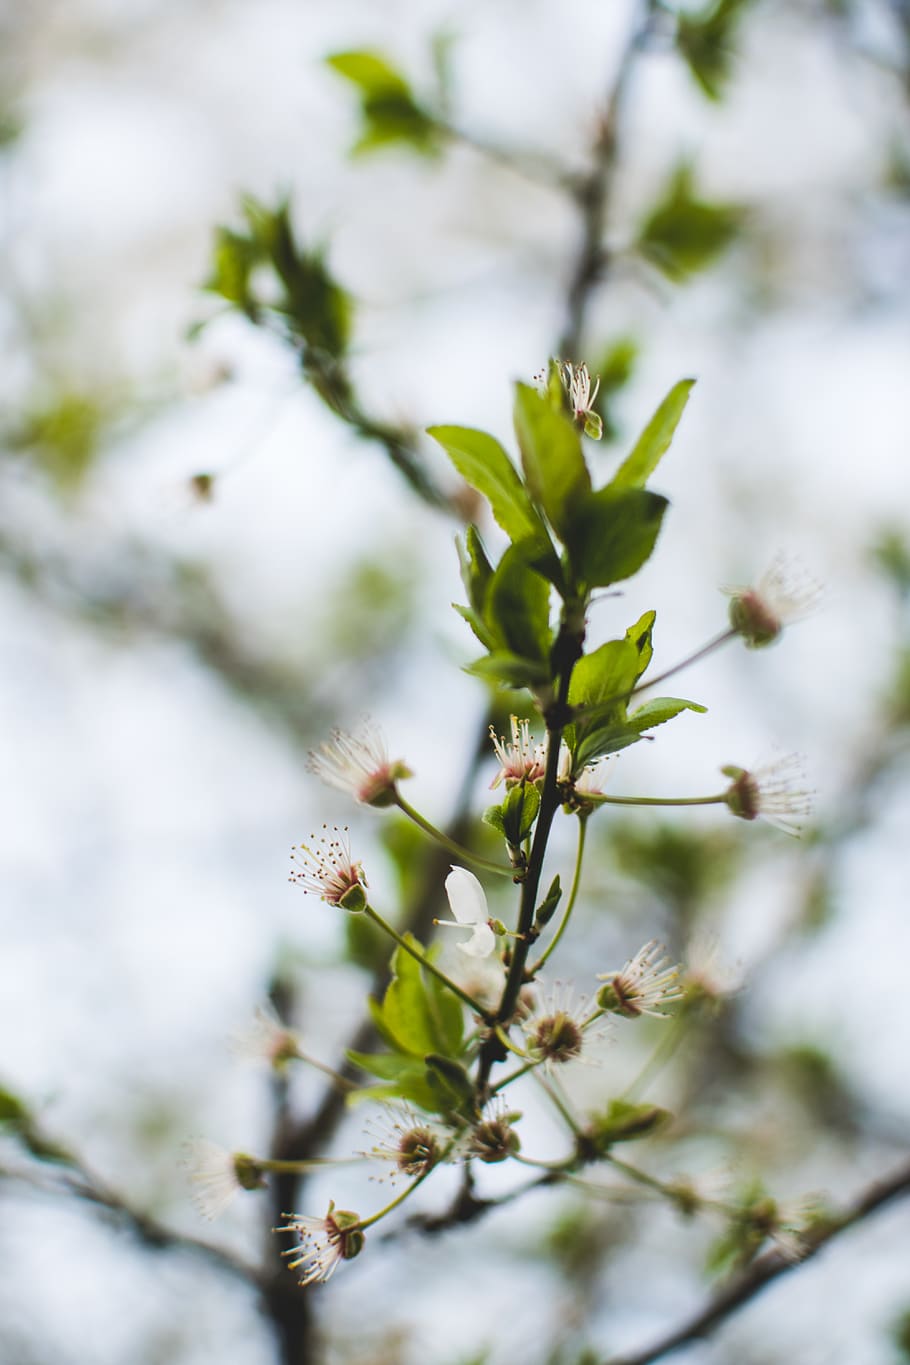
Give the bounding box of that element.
[625,697,707,731]
[377,938,450,1058]
[567,487,668,589]
[513,382,591,538]
[610,380,695,490]
[500,781,541,845]
[465,651,552,689]
[429,426,548,545]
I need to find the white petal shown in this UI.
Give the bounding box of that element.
[444,867,488,927]
[457,922,496,958]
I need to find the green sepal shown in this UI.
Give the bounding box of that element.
[534,875,562,930]
[513,382,591,539]
[566,487,668,590]
[429,426,549,546]
[609,379,695,490]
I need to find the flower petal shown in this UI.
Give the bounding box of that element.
[457,922,496,958]
[444,867,488,927]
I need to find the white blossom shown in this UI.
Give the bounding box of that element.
[489,715,547,789]
[596,940,684,1018]
[560,361,603,438]
[435,866,496,957]
[289,826,367,908]
[307,718,411,806]
[277,1203,364,1286]
[180,1139,262,1220]
[362,1106,445,1181]
[721,753,813,836]
[232,1005,301,1068]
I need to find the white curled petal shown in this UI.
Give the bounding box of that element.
[445,867,488,926]
[457,922,496,958]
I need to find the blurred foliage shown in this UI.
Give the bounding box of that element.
[7,389,113,491]
[327,50,443,157]
[607,821,743,924]
[893,1306,910,1362]
[589,336,639,444]
[675,0,754,101]
[638,163,744,280]
[207,197,352,362]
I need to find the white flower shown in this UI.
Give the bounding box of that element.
[683,927,742,1005]
[232,1005,301,1069]
[596,940,684,1018]
[726,555,822,648]
[560,361,603,439]
[180,1139,263,1220]
[277,1203,364,1286]
[434,867,496,957]
[361,1106,445,1181]
[721,753,813,836]
[490,715,547,789]
[522,981,606,1067]
[289,826,367,908]
[307,718,411,807]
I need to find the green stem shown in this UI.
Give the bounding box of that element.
[358,1137,459,1230]
[488,1059,540,1094]
[362,904,494,1022]
[585,793,726,809]
[494,1024,532,1060]
[394,793,514,878]
[532,815,588,972]
[622,1006,692,1101]
[260,1157,360,1174]
[293,1051,358,1090]
[629,628,737,700]
[534,1070,583,1137]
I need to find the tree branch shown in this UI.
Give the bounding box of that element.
[604,1157,910,1365]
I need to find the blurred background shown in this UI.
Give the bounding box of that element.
[1,1,910,1362]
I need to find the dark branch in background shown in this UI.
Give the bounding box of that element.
[604,1158,910,1365]
[559,0,658,358]
[0,1155,258,1286]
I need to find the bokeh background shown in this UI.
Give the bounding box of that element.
[2,1,910,1362]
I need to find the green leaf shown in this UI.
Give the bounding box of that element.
[569,640,640,721]
[452,601,499,651]
[676,0,752,101]
[567,488,668,589]
[457,525,494,612]
[513,383,591,538]
[534,875,562,929]
[347,1050,420,1082]
[610,380,695,490]
[430,427,548,546]
[638,164,743,280]
[206,226,262,309]
[626,697,707,730]
[587,1099,671,1150]
[465,651,552,689]
[376,939,443,1057]
[423,952,465,1056]
[485,542,553,663]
